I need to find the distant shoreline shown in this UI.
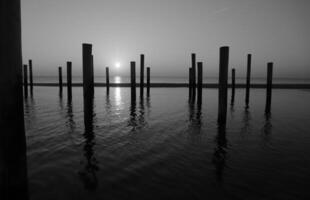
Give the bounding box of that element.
[30,83,310,89]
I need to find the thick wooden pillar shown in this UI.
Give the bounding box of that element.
[197,62,203,105]
[131,62,136,102]
[106,67,109,94]
[28,60,33,93]
[265,63,273,114]
[0,0,28,199]
[67,62,72,101]
[58,67,63,95]
[245,54,251,108]
[218,47,229,125]
[191,53,196,102]
[140,54,144,98]
[146,67,150,97]
[82,44,93,99]
[231,68,236,105]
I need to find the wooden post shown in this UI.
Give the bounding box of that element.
[91,55,94,94]
[29,59,33,93]
[140,54,144,98]
[189,68,192,102]
[231,68,236,105]
[82,44,93,99]
[23,65,28,98]
[197,62,203,105]
[265,63,273,114]
[0,0,28,199]
[245,54,251,108]
[58,67,63,95]
[147,67,150,97]
[67,62,72,101]
[131,61,136,102]
[218,47,229,125]
[191,53,196,102]
[106,67,110,94]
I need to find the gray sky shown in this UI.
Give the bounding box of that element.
[21,0,310,78]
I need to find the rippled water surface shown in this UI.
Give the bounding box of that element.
[25,87,310,200]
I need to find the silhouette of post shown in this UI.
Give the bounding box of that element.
[197,62,203,105]
[191,53,196,102]
[131,62,136,102]
[82,44,93,99]
[140,54,144,98]
[265,63,273,114]
[147,67,150,97]
[23,65,28,98]
[188,67,193,102]
[231,68,236,105]
[218,47,229,125]
[58,67,63,95]
[245,54,251,108]
[106,67,109,94]
[67,62,72,101]
[91,55,94,94]
[28,59,33,94]
[1,0,29,199]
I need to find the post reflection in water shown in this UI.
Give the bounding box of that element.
[188,102,202,128]
[128,97,149,131]
[241,109,251,135]
[138,99,147,128]
[262,114,273,143]
[212,124,227,182]
[128,100,137,131]
[79,96,99,191]
[263,114,272,135]
[66,100,75,134]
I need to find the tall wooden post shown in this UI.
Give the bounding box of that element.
[189,68,192,102]
[28,59,33,93]
[191,53,196,102]
[106,67,110,94]
[131,61,136,102]
[91,55,94,94]
[265,63,273,114]
[23,65,28,98]
[245,54,251,108]
[82,44,93,99]
[231,68,236,105]
[58,67,63,95]
[67,62,72,101]
[197,62,203,105]
[146,67,150,97]
[140,54,144,98]
[218,47,229,125]
[0,0,28,199]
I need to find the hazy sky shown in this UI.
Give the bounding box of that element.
[21,0,310,78]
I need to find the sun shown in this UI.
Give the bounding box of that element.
[115,62,121,68]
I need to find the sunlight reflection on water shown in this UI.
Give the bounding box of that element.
[114,76,122,83]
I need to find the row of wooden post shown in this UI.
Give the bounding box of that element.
[216,47,273,124]
[130,54,151,102]
[57,62,72,100]
[24,45,273,126]
[188,48,273,125]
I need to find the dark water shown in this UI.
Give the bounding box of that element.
[25,87,310,199]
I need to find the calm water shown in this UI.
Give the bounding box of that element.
[25,87,310,200]
[33,76,310,84]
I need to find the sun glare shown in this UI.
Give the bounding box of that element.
[115,62,121,68]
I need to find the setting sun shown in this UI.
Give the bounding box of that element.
[115,62,121,68]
